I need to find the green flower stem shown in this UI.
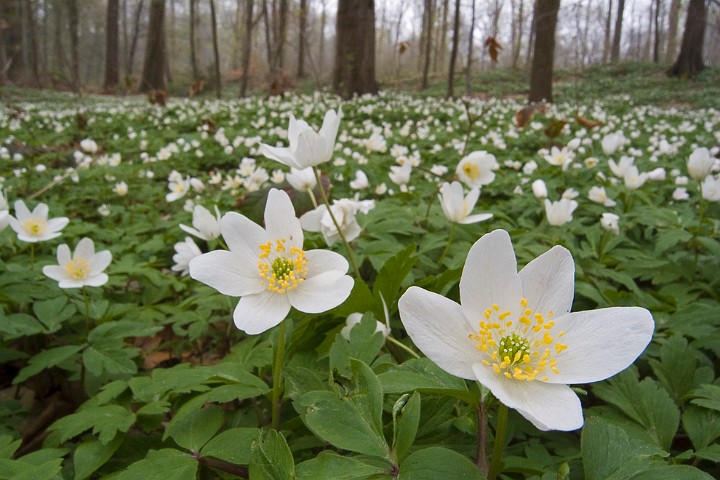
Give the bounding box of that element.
[438,222,457,264]
[82,288,91,335]
[694,180,707,272]
[271,321,287,431]
[487,402,509,480]
[307,189,318,208]
[312,167,361,278]
[386,335,420,359]
[476,402,489,475]
[29,243,35,271]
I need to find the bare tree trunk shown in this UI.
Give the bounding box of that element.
[262,0,273,71]
[446,0,460,98]
[602,0,613,63]
[66,0,80,90]
[240,0,254,96]
[127,0,144,78]
[273,0,288,72]
[511,0,525,68]
[525,0,537,68]
[528,0,560,103]
[0,1,21,85]
[189,0,199,79]
[653,0,661,62]
[104,0,120,92]
[434,0,449,72]
[665,0,680,62]
[421,0,433,89]
[140,0,166,92]
[333,0,378,99]
[297,0,307,78]
[318,0,326,74]
[667,0,706,78]
[52,0,66,80]
[465,0,476,95]
[121,0,128,75]
[209,0,221,98]
[22,0,41,86]
[610,0,625,63]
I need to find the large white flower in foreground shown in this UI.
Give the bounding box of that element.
[398,229,654,431]
[259,108,342,169]
[189,189,354,334]
[43,237,112,288]
[438,181,493,224]
[9,200,69,243]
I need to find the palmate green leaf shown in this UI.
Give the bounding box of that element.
[300,360,389,459]
[378,357,475,404]
[87,320,162,341]
[0,312,44,340]
[648,335,698,403]
[200,427,260,465]
[33,296,76,333]
[693,444,720,463]
[82,346,138,377]
[682,406,720,452]
[630,465,714,480]
[115,448,198,480]
[164,405,224,452]
[73,434,123,480]
[392,391,421,463]
[690,384,720,412]
[0,435,21,460]
[48,404,136,445]
[372,243,417,317]
[330,313,386,377]
[296,451,390,480]
[13,344,85,384]
[591,368,680,450]
[581,416,667,480]
[0,459,63,480]
[398,447,483,480]
[249,430,295,480]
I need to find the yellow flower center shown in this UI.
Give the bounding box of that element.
[462,162,480,181]
[65,258,90,280]
[257,238,308,294]
[23,218,47,236]
[469,297,567,382]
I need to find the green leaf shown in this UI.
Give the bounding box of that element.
[300,360,389,458]
[33,296,76,332]
[682,406,720,451]
[333,279,374,317]
[88,320,162,342]
[249,430,295,480]
[165,405,224,452]
[378,357,474,404]
[581,416,667,480]
[399,447,483,479]
[48,404,136,445]
[0,435,21,460]
[592,369,680,450]
[631,465,714,480]
[115,448,198,480]
[372,243,417,315]
[0,312,45,339]
[73,434,123,480]
[694,444,720,463]
[14,344,85,384]
[296,451,390,480]
[200,427,260,465]
[330,313,385,377]
[690,384,720,412]
[392,391,420,463]
[83,346,138,377]
[0,459,63,480]
[648,335,698,403]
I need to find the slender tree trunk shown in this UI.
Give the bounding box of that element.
[189,0,198,79]
[421,0,433,89]
[446,0,460,98]
[434,0,449,72]
[240,0,254,96]
[297,0,307,78]
[52,0,65,80]
[610,0,625,63]
[318,0,326,74]
[525,0,537,68]
[511,0,524,68]
[262,0,273,72]
[652,0,661,62]
[121,0,128,76]
[22,0,40,86]
[528,0,560,103]
[140,0,166,92]
[465,0,476,95]
[273,0,288,72]
[209,0,221,98]
[333,0,377,99]
[104,0,120,92]
[665,0,680,62]
[127,0,144,78]
[66,0,80,90]
[602,0,613,63]
[667,0,706,78]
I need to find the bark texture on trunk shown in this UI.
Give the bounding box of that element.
[446,0,460,98]
[528,0,560,103]
[104,0,120,92]
[610,0,625,63]
[667,0,706,79]
[210,0,221,98]
[140,0,166,92]
[333,0,378,99]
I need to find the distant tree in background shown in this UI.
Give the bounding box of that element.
[66,0,80,90]
[139,0,165,92]
[209,0,221,98]
[104,0,120,92]
[528,0,560,103]
[668,0,706,78]
[333,0,378,99]
[446,0,460,98]
[610,0,625,63]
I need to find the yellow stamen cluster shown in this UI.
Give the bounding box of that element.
[65,258,90,280]
[257,238,308,294]
[23,218,47,236]
[462,162,480,181]
[469,297,568,382]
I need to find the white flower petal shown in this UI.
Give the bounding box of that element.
[84,273,109,287]
[46,217,69,233]
[220,212,268,260]
[74,238,95,259]
[545,307,654,385]
[399,286,479,380]
[519,245,574,317]
[319,108,341,147]
[299,206,326,232]
[58,279,85,289]
[32,202,49,219]
[189,250,265,297]
[458,213,492,224]
[460,229,523,322]
[13,200,31,221]
[89,250,112,276]
[287,270,353,313]
[260,144,301,169]
[264,189,303,249]
[472,364,584,431]
[233,290,291,334]
[294,130,329,168]
[57,244,72,265]
[304,249,349,278]
[42,265,67,282]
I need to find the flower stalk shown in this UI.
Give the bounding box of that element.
[271,321,287,431]
[487,403,509,480]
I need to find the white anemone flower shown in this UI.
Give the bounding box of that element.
[438,181,493,224]
[259,108,342,169]
[172,237,203,276]
[600,212,620,235]
[608,156,634,178]
[588,186,616,207]
[180,205,222,241]
[300,198,362,246]
[456,151,499,188]
[544,198,577,226]
[701,175,720,202]
[687,147,716,181]
[42,238,112,288]
[531,179,548,199]
[9,200,69,243]
[0,188,8,231]
[166,176,191,202]
[349,170,370,190]
[543,146,574,170]
[398,229,654,431]
[189,189,354,334]
[285,167,317,193]
[623,166,647,190]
